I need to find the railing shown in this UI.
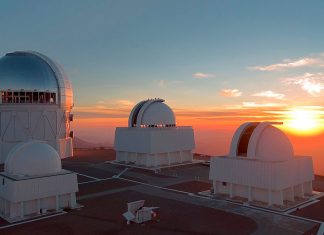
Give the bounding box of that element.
[1,90,57,105]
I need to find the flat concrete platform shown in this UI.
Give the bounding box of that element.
[0,148,322,235]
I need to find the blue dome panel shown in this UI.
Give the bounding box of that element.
[0,52,58,92]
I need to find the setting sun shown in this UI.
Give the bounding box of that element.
[285,109,323,135]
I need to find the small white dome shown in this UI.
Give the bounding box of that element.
[230,122,294,161]
[5,140,62,176]
[141,102,175,126]
[253,125,293,161]
[128,99,176,127]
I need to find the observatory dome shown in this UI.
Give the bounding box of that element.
[230,122,294,161]
[0,51,58,92]
[0,51,73,108]
[4,140,62,176]
[128,99,176,127]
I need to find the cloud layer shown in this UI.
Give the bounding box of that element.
[252,90,285,100]
[249,55,324,71]
[283,73,324,96]
[219,89,242,97]
[242,102,286,108]
[192,72,215,79]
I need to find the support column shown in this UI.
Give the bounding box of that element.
[20,201,24,218]
[125,152,129,164]
[301,182,305,198]
[213,180,217,194]
[229,183,233,198]
[291,187,295,201]
[116,151,120,162]
[180,151,183,163]
[167,152,171,165]
[70,193,76,208]
[308,181,313,194]
[55,195,59,211]
[280,190,284,206]
[4,200,7,216]
[248,186,252,202]
[154,154,158,167]
[37,199,41,214]
[268,189,272,206]
[145,154,149,166]
[135,152,138,165]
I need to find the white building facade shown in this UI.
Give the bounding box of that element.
[114,99,195,167]
[209,122,314,206]
[0,140,78,222]
[0,51,74,163]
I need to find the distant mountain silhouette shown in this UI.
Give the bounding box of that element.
[73,136,113,149]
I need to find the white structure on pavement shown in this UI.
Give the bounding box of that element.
[0,140,78,222]
[114,98,195,167]
[123,200,159,224]
[0,51,74,163]
[209,122,314,206]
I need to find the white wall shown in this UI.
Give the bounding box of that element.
[0,172,78,203]
[116,150,193,167]
[0,105,73,163]
[0,172,78,220]
[209,156,314,191]
[115,127,195,154]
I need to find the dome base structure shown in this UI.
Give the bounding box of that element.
[209,122,314,207]
[0,141,78,222]
[115,127,195,167]
[114,99,195,168]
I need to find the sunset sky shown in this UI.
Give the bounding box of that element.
[1,1,324,173]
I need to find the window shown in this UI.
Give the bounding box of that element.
[33,92,38,103]
[50,93,56,103]
[26,92,32,103]
[13,92,19,103]
[45,92,51,103]
[39,92,45,103]
[19,91,26,103]
[0,90,57,104]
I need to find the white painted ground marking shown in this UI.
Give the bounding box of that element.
[114,167,130,178]
[107,160,204,171]
[118,177,194,195]
[0,211,67,230]
[77,173,99,180]
[78,177,114,185]
[317,222,324,235]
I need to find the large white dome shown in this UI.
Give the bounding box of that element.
[4,140,62,176]
[0,51,73,108]
[230,122,294,161]
[128,99,176,127]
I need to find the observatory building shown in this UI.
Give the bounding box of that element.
[114,99,195,167]
[0,51,74,163]
[209,122,314,206]
[0,140,78,222]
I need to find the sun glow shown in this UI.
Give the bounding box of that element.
[285,109,323,135]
